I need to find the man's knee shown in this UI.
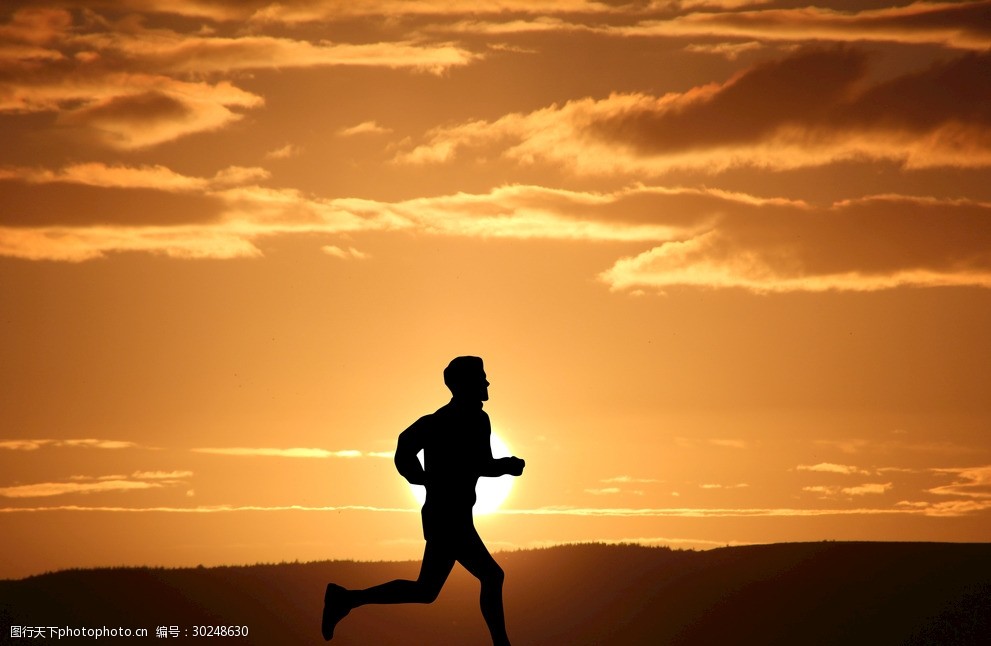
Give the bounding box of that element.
[482,563,504,587]
[414,579,444,603]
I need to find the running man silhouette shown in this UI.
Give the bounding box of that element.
[321,356,525,645]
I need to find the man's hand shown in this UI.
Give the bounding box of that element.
[504,456,525,476]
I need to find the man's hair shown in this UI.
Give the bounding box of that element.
[443,356,484,392]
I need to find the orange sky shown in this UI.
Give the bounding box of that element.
[2,0,990,579]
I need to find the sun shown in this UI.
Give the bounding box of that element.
[408,431,515,515]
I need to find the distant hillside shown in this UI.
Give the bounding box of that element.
[2,542,989,645]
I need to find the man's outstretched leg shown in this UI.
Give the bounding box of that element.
[458,532,511,646]
[321,542,455,640]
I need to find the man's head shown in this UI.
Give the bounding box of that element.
[444,356,489,402]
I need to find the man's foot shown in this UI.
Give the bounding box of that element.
[321,583,350,640]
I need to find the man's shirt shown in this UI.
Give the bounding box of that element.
[395,399,493,536]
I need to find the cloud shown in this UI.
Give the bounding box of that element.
[5,169,991,295]
[699,483,749,489]
[616,1,991,51]
[908,499,991,516]
[131,470,194,480]
[928,466,991,499]
[265,144,301,159]
[802,485,839,496]
[0,480,162,498]
[804,482,893,497]
[499,505,944,517]
[322,245,369,260]
[79,1,766,24]
[0,438,138,450]
[815,438,980,455]
[797,463,870,476]
[70,27,477,75]
[3,162,268,192]
[683,41,763,60]
[0,504,414,514]
[0,469,192,499]
[337,121,393,137]
[0,10,475,149]
[0,503,948,517]
[0,7,72,45]
[0,179,701,261]
[842,483,893,496]
[396,47,991,174]
[600,194,991,293]
[708,439,747,449]
[585,487,623,495]
[3,499,988,518]
[675,436,751,449]
[192,447,367,458]
[601,475,662,484]
[0,440,51,451]
[417,0,991,52]
[54,85,262,149]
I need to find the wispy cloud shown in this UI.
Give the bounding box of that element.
[803,482,893,497]
[322,245,370,260]
[265,144,302,160]
[337,121,393,137]
[62,438,140,449]
[3,498,987,518]
[499,505,952,517]
[612,1,991,51]
[192,447,373,458]
[6,166,991,295]
[797,463,870,476]
[683,41,763,60]
[0,480,161,499]
[815,438,979,455]
[0,471,190,499]
[0,438,139,451]
[0,178,703,261]
[68,29,476,76]
[1,163,267,192]
[0,8,475,148]
[928,466,991,499]
[842,483,893,496]
[99,1,767,24]
[396,47,991,174]
[708,439,747,449]
[131,470,194,480]
[601,475,662,484]
[699,483,749,489]
[600,194,991,293]
[0,504,414,514]
[895,499,991,517]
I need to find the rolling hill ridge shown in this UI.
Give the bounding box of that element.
[2,542,989,645]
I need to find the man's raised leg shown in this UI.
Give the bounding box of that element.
[351,540,454,606]
[322,541,455,640]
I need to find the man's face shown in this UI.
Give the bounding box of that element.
[459,368,489,402]
[474,370,490,402]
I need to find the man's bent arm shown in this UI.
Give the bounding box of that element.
[477,415,525,477]
[479,457,524,477]
[395,420,427,485]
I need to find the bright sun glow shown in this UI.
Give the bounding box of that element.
[409,431,514,515]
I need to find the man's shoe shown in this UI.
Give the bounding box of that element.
[321,583,350,640]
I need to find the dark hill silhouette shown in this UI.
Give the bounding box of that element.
[2,542,989,645]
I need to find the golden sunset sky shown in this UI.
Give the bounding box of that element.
[2,0,990,579]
